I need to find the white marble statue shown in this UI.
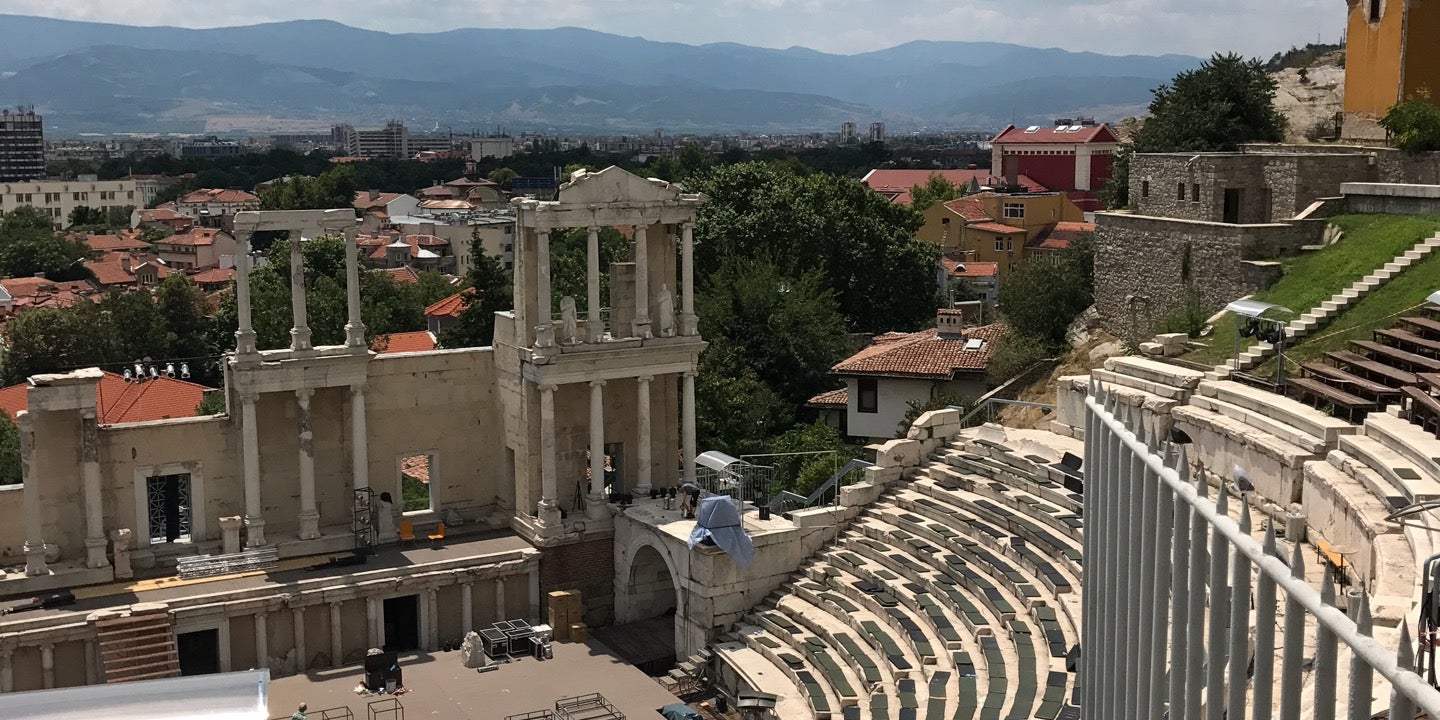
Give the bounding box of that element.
[657,284,675,338]
[560,296,579,344]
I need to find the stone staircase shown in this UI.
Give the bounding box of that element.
[91,603,181,683]
[1224,232,1440,372]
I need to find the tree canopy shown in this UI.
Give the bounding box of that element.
[909,173,964,212]
[996,233,1096,350]
[0,207,89,281]
[1381,91,1440,155]
[259,164,359,210]
[686,161,937,334]
[436,228,513,348]
[1101,53,1287,209]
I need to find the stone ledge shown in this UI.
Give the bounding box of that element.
[1105,355,1207,390]
[1197,380,1356,444]
[1187,394,1327,454]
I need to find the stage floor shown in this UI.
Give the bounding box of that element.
[267,636,682,719]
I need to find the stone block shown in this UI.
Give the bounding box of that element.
[913,408,962,428]
[460,631,487,668]
[1155,333,1189,348]
[872,439,921,469]
[1140,342,1165,356]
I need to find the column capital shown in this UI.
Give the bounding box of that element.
[589,379,607,389]
[538,382,558,393]
[683,370,699,379]
[349,383,366,396]
[295,387,314,403]
[240,389,259,403]
[636,374,654,384]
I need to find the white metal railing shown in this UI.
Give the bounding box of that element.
[1082,376,1440,720]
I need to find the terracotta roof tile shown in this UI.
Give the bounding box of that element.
[82,231,149,253]
[373,330,437,354]
[0,371,209,425]
[1031,220,1094,251]
[352,191,404,210]
[942,193,996,222]
[383,266,421,284]
[968,221,1026,234]
[188,266,234,284]
[991,123,1119,145]
[159,227,230,247]
[178,188,260,205]
[806,387,848,408]
[862,171,1047,203]
[424,289,471,318]
[833,324,1001,379]
[939,256,999,278]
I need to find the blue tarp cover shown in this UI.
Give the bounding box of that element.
[688,495,755,568]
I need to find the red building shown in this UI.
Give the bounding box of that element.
[990,120,1120,211]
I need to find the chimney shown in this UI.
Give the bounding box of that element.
[368,189,380,201]
[121,256,132,274]
[937,308,965,339]
[1003,156,1019,188]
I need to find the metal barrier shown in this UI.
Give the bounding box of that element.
[956,398,1055,428]
[1082,377,1440,719]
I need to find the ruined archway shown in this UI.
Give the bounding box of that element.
[603,538,683,675]
[626,544,678,621]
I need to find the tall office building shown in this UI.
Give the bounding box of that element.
[0,109,44,182]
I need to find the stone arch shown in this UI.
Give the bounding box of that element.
[616,539,680,624]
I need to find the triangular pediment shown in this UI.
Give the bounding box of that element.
[556,166,689,205]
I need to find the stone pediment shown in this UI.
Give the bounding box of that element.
[556,166,699,206]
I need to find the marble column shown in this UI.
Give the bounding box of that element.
[254,612,268,671]
[234,237,257,356]
[636,376,653,495]
[586,226,603,342]
[0,645,12,693]
[241,392,266,548]
[288,234,313,352]
[425,588,440,650]
[680,222,697,336]
[350,386,369,493]
[461,582,474,635]
[40,644,54,689]
[587,380,607,519]
[84,639,98,685]
[495,577,506,621]
[535,230,554,348]
[19,413,48,576]
[537,383,560,526]
[296,389,319,540]
[293,607,307,673]
[81,411,109,568]
[367,597,381,650]
[329,602,343,665]
[632,224,651,338]
[682,372,697,487]
[344,240,366,349]
[528,568,541,621]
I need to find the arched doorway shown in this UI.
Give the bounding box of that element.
[600,542,682,676]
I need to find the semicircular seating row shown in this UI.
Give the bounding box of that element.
[713,430,1085,720]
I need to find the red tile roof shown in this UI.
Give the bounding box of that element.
[0,277,98,312]
[833,324,1001,379]
[383,266,421,284]
[939,257,1000,279]
[84,252,141,286]
[0,371,209,425]
[159,227,231,247]
[178,188,260,205]
[862,170,1047,204]
[424,289,471,318]
[372,330,438,354]
[941,193,996,222]
[1032,221,1095,251]
[991,123,1119,145]
[135,207,191,223]
[188,266,234,284]
[968,221,1026,235]
[82,231,149,254]
[806,387,848,408]
[352,191,405,210]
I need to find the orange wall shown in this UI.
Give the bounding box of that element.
[1403,1,1440,100]
[1344,0,1406,116]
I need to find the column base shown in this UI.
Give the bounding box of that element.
[679,314,698,337]
[234,330,259,359]
[84,537,110,569]
[535,324,556,348]
[243,516,267,548]
[536,501,562,529]
[290,327,314,353]
[632,320,652,339]
[634,483,652,497]
[344,324,368,350]
[585,320,605,343]
[585,494,610,521]
[297,511,321,540]
[24,541,50,577]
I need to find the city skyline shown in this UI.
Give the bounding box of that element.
[0,0,1345,59]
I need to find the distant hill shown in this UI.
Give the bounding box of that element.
[0,14,1203,134]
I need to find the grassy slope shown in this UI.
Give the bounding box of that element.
[1182,214,1440,366]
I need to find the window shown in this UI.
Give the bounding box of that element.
[146,473,192,543]
[1007,238,1014,252]
[1370,0,1381,22]
[1192,183,1200,202]
[1003,203,1025,219]
[1177,183,1186,200]
[1141,181,1150,198]
[857,378,878,414]
[994,237,1005,252]
[399,452,436,514]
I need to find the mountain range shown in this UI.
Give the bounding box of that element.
[0,14,1202,135]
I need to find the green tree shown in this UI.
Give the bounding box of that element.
[687,161,937,334]
[259,164,359,210]
[438,229,513,348]
[100,290,169,363]
[996,238,1096,350]
[1102,53,1288,209]
[767,421,857,494]
[487,167,519,188]
[412,271,458,308]
[0,413,19,485]
[0,305,112,384]
[897,393,969,437]
[909,173,963,212]
[0,209,88,280]
[1381,91,1440,154]
[195,391,228,416]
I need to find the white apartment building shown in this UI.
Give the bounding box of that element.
[0,177,140,225]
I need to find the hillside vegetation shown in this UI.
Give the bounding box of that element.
[1183,214,1440,367]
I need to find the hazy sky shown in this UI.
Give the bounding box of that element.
[0,0,1346,58]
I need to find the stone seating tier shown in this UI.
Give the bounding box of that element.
[1363,411,1440,483]
[1196,381,1356,445]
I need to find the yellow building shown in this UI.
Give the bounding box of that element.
[915,191,1085,282]
[1343,0,1440,141]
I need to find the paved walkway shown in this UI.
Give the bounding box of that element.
[267,637,681,719]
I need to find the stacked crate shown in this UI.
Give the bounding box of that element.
[547,590,585,643]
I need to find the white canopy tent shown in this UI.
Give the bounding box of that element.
[7,669,269,720]
[1427,290,1440,307]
